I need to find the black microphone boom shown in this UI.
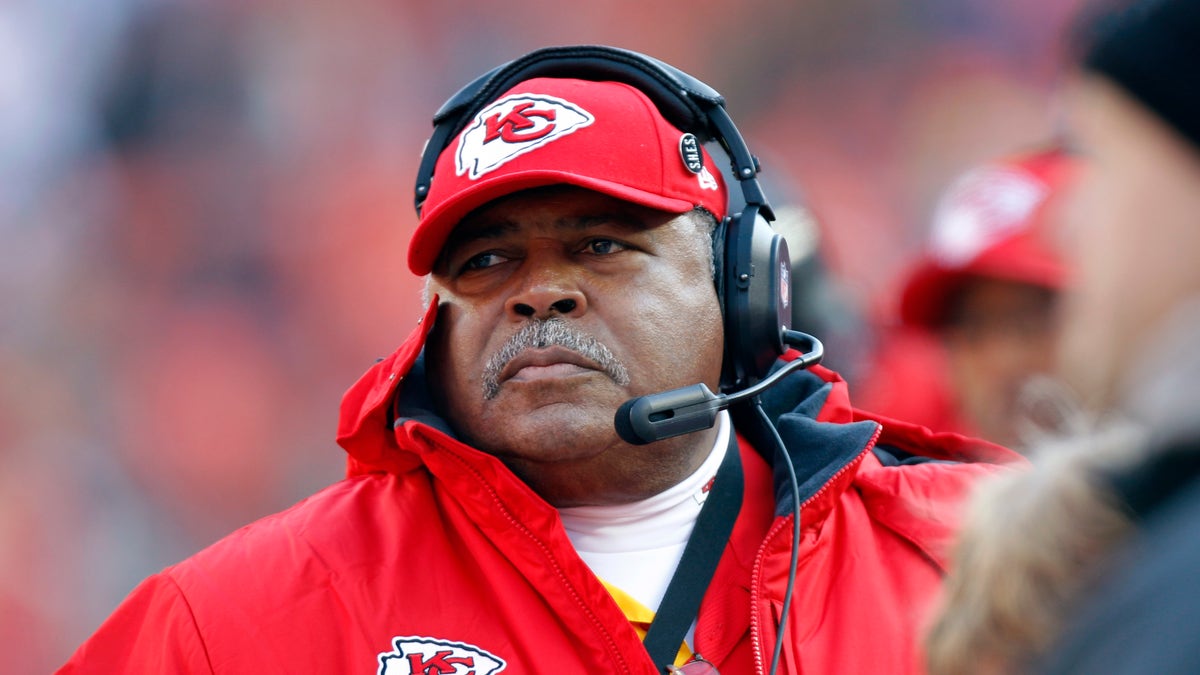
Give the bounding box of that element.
[614,331,824,445]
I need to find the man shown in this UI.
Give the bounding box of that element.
[61,50,1017,674]
[919,2,1200,672]
[859,147,1077,450]
[1033,0,1200,671]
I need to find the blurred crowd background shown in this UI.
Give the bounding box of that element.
[2,0,1084,670]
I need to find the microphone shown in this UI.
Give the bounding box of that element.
[614,330,824,445]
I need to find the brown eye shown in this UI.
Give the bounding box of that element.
[585,238,625,255]
[460,251,507,273]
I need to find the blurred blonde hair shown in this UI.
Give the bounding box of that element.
[924,422,1142,675]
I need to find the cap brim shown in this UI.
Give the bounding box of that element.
[900,263,961,328]
[899,252,1067,328]
[408,169,699,275]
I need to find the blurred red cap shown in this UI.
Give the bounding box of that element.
[899,147,1078,327]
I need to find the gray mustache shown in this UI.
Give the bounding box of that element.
[481,318,630,399]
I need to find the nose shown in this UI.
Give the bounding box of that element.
[505,254,587,320]
[512,298,578,317]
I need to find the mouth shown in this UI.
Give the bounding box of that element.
[480,319,632,401]
[498,346,604,386]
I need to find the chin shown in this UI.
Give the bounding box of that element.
[475,400,618,456]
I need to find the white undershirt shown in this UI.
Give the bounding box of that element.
[559,411,731,614]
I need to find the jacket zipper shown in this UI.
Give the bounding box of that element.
[748,422,883,674]
[437,443,637,674]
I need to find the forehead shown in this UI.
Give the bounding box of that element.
[443,185,677,247]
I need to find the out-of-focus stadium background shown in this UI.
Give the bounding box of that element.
[2,0,1083,670]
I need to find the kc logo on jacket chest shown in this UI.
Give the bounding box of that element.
[378,636,506,675]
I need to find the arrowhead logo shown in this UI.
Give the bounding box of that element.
[378,636,507,675]
[456,93,595,180]
[931,166,1048,266]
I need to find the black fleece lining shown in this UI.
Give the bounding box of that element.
[872,445,955,467]
[752,365,880,517]
[392,350,457,437]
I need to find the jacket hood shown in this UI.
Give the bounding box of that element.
[336,300,440,477]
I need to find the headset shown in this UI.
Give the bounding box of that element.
[413,44,805,396]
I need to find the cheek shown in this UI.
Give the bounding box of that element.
[626,282,724,385]
[1065,167,1132,332]
[1056,151,1156,404]
[426,306,488,412]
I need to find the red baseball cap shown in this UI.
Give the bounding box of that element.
[408,77,728,275]
[899,147,1078,328]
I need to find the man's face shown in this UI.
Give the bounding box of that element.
[424,186,725,504]
[1057,76,1200,409]
[942,278,1059,447]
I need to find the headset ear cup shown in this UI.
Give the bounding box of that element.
[720,208,791,391]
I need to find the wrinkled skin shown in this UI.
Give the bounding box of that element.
[425,186,725,507]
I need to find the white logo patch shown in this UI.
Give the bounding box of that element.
[930,166,1048,266]
[456,94,595,180]
[378,636,506,675]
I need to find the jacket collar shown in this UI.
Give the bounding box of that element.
[738,358,881,521]
[337,305,884,524]
[336,300,438,477]
[335,305,1012,499]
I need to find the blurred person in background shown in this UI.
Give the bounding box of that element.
[857,147,1079,450]
[924,425,1141,675]
[920,0,1200,673]
[1037,0,1200,670]
[58,45,1019,674]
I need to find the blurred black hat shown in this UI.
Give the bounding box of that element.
[1083,0,1200,150]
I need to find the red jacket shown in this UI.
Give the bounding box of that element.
[61,304,1020,674]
